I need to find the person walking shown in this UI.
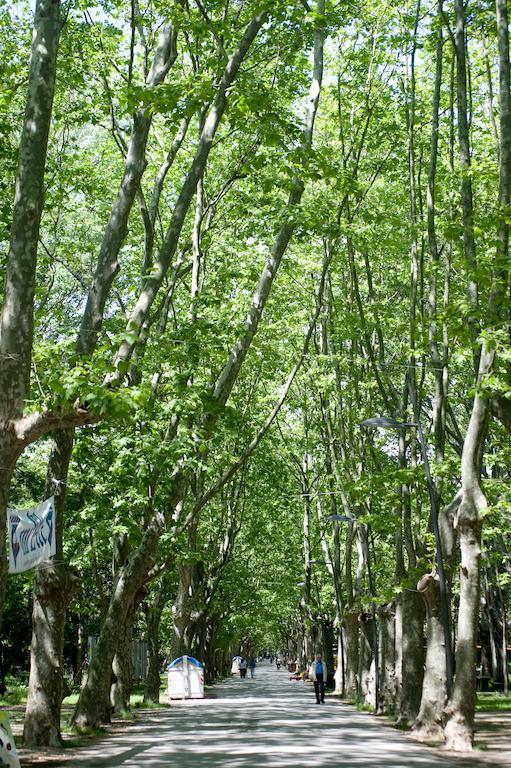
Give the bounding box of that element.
[309,653,327,704]
[248,658,256,678]
[239,657,248,679]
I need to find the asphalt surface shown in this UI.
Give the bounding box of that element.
[52,661,481,768]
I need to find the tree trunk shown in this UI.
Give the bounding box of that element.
[192,617,208,662]
[203,620,221,683]
[484,571,502,686]
[359,614,374,704]
[378,604,396,715]
[297,620,306,672]
[0,443,19,629]
[321,621,335,688]
[395,590,424,726]
[343,611,359,698]
[333,626,344,695]
[111,585,146,715]
[23,21,182,744]
[77,22,178,353]
[110,11,269,378]
[454,0,478,335]
[443,493,482,750]
[111,607,135,715]
[24,429,79,747]
[502,601,509,696]
[145,618,162,703]
[445,0,510,749]
[443,361,490,750]
[0,0,61,624]
[23,564,80,746]
[202,0,325,414]
[414,495,457,740]
[75,617,87,687]
[171,561,197,659]
[72,511,164,729]
[144,578,170,704]
[0,0,60,415]
[413,574,446,741]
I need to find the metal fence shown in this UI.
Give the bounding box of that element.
[87,637,148,680]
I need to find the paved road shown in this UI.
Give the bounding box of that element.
[51,662,479,768]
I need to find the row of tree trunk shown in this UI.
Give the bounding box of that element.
[0,0,328,746]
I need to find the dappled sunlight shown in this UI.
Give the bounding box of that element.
[61,664,467,767]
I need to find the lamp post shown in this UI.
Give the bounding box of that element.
[360,378,453,701]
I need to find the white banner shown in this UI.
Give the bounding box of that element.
[8,497,56,574]
[0,712,20,767]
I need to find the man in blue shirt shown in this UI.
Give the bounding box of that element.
[308,653,327,704]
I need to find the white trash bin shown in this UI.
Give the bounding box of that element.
[167,655,205,700]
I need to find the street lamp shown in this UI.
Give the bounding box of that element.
[360,378,454,701]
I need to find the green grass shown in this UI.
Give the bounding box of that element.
[476,692,511,712]
[0,676,169,713]
[344,697,375,714]
[133,700,167,710]
[0,681,28,707]
[0,675,169,748]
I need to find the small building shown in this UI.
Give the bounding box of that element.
[167,655,205,700]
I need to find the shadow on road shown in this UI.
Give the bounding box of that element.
[53,665,472,768]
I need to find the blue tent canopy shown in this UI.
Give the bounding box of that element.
[167,655,203,669]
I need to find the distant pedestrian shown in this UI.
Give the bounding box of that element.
[239,657,248,679]
[309,653,327,704]
[276,657,281,670]
[248,658,256,678]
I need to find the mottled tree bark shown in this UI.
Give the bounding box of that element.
[144,576,171,703]
[413,575,446,740]
[343,521,359,698]
[23,17,180,747]
[445,0,510,749]
[359,613,374,703]
[111,602,136,715]
[0,0,61,627]
[73,1,325,730]
[454,0,478,336]
[443,489,483,750]
[0,444,20,627]
[171,561,198,659]
[24,431,80,746]
[378,604,396,715]
[395,590,424,726]
[72,512,165,729]
[23,562,80,746]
